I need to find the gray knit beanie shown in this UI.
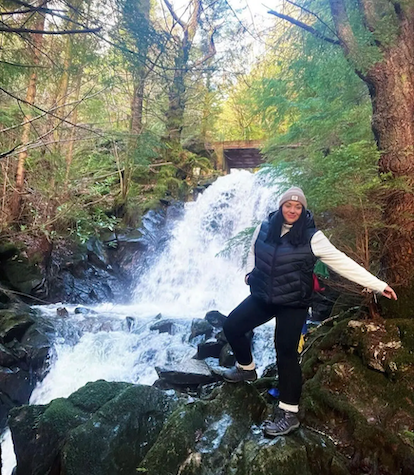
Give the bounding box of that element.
[278,187,307,208]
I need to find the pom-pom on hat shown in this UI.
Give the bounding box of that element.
[279,187,307,209]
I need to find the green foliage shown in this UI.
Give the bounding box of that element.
[217,226,257,268]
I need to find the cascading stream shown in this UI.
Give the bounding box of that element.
[1,170,280,474]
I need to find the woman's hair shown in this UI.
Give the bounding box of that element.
[265,206,308,247]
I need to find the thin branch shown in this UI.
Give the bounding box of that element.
[0,85,108,134]
[192,28,216,67]
[286,0,338,38]
[0,26,101,34]
[0,86,107,139]
[5,0,91,30]
[0,59,48,68]
[163,0,187,29]
[0,145,20,159]
[267,8,340,45]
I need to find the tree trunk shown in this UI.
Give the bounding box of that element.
[164,0,201,150]
[131,77,145,135]
[166,50,187,148]
[364,13,414,289]
[64,74,82,191]
[10,4,46,221]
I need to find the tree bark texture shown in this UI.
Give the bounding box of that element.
[365,12,414,287]
[164,0,201,148]
[11,3,46,221]
[328,0,414,289]
[129,0,151,136]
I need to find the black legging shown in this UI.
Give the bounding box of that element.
[223,295,307,406]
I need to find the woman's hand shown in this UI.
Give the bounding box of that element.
[382,285,397,300]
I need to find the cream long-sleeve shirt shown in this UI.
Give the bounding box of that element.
[246,223,387,294]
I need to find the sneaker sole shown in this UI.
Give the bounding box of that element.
[263,422,300,437]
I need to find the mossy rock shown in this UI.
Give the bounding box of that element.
[0,306,36,343]
[0,256,43,296]
[230,430,349,475]
[61,384,182,475]
[301,316,414,474]
[10,381,181,475]
[138,383,267,475]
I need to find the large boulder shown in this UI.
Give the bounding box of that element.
[301,314,414,474]
[9,380,182,475]
[0,305,54,427]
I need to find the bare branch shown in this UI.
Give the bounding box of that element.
[286,0,338,38]
[0,86,108,134]
[0,145,20,160]
[0,26,101,34]
[0,86,107,139]
[163,0,187,29]
[267,9,340,45]
[192,28,216,67]
[0,59,48,68]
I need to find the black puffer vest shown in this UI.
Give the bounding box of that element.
[248,211,317,307]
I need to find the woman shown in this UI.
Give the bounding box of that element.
[222,187,397,437]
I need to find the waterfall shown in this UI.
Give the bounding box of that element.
[2,170,280,474]
[133,170,278,317]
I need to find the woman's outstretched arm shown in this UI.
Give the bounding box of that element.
[311,231,397,300]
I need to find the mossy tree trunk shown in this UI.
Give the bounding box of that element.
[270,1,414,307]
[329,0,414,311]
[163,0,202,152]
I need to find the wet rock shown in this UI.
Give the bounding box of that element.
[205,310,227,328]
[125,316,135,331]
[0,367,34,405]
[74,306,98,315]
[9,380,181,475]
[196,339,224,359]
[190,319,213,340]
[0,305,54,428]
[139,384,267,475]
[0,245,43,296]
[0,306,35,343]
[219,343,236,367]
[215,329,228,343]
[56,307,69,317]
[156,359,219,385]
[0,343,19,367]
[261,363,278,379]
[150,319,175,334]
[20,320,54,374]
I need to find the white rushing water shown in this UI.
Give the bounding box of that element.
[2,170,281,473]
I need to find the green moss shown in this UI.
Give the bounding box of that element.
[391,318,414,351]
[42,398,88,437]
[139,401,208,475]
[315,318,353,351]
[302,325,414,474]
[249,438,312,475]
[381,284,414,319]
[68,379,132,413]
[208,383,266,423]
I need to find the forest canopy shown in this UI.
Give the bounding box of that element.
[1,0,414,304]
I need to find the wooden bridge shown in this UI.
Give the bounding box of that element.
[208,140,265,173]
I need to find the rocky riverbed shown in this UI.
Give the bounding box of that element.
[5,306,414,475]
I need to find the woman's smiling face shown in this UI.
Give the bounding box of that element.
[282,200,303,224]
